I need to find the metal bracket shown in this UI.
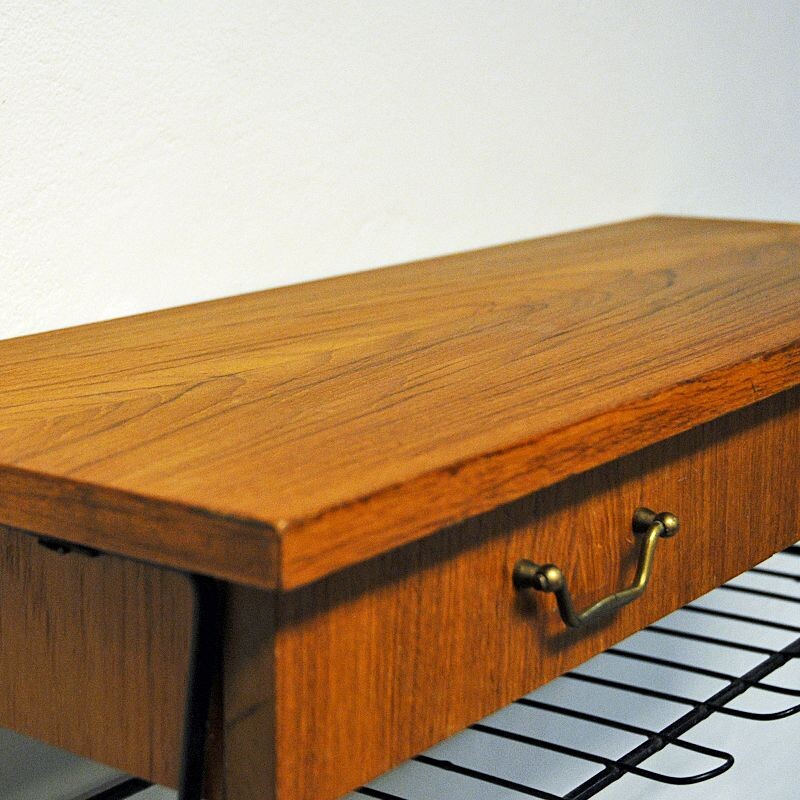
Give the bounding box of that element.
[178,574,224,800]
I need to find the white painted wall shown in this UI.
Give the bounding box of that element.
[1,3,799,794]
[2,2,799,341]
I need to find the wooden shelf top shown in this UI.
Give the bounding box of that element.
[1,216,799,589]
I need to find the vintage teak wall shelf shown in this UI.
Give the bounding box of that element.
[0,216,799,799]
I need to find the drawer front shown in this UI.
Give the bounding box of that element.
[269,386,800,800]
[0,528,194,789]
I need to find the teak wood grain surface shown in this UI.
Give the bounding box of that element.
[1,216,799,588]
[229,386,800,800]
[0,526,193,787]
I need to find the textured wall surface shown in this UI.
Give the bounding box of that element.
[1,3,799,795]
[2,1,799,341]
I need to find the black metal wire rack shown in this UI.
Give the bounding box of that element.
[72,544,800,800]
[353,544,800,800]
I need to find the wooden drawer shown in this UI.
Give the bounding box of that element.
[221,386,800,800]
[0,528,193,789]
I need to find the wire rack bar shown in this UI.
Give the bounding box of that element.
[645,624,779,656]
[354,547,800,800]
[749,566,800,582]
[718,583,800,604]
[604,647,800,697]
[355,788,410,800]
[80,779,152,800]
[414,753,560,799]
[679,603,800,633]
[565,634,800,800]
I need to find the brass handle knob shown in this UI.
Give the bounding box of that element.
[512,507,679,629]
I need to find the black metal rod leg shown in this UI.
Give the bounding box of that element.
[178,575,224,800]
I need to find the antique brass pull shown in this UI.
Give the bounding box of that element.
[512,508,679,629]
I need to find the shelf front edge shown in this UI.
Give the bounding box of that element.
[1,342,798,591]
[278,339,800,589]
[0,464,280,588]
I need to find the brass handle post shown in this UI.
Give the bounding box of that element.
[512,507,679,629]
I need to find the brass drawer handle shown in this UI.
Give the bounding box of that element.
[512,507,679,629]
